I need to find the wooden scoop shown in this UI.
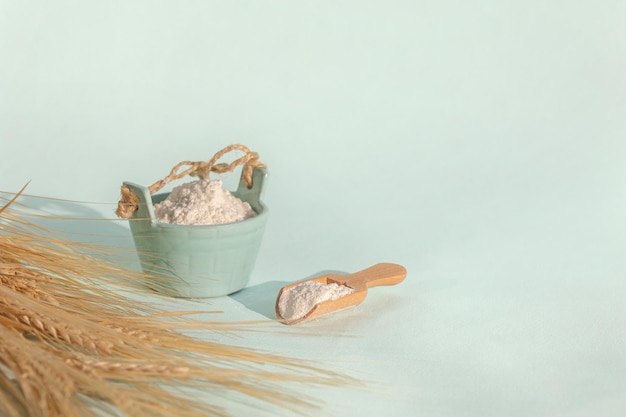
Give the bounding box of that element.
[275,263,407,325]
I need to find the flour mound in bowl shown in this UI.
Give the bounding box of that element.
[154,179,257,225]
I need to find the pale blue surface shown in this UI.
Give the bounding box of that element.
[1,1,626,416]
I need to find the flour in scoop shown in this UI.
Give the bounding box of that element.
[154,179,256,225]
[278,281,354,321]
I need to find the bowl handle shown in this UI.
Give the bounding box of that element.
[122,182,157,222]
[235,167,268,208]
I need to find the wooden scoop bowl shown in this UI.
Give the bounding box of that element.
[275,263,407,325]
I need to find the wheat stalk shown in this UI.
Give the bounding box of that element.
[0,294,115,354]
[0,190,359,417]
[0,326,79,417]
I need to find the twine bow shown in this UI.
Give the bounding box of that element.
[116,144,266,219]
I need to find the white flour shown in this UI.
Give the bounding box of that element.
[154,179,256,225]
[278,281,354,321]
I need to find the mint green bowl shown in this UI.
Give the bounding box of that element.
[123,168,268,298]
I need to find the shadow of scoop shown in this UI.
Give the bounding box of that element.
[229,281,289,319]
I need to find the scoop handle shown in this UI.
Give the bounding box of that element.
[342,263,407,289]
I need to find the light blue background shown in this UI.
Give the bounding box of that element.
[1,1,626,416]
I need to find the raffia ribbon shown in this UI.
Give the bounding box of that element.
[116,144,266,219]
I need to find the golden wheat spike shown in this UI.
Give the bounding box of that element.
[0,191,358,417]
